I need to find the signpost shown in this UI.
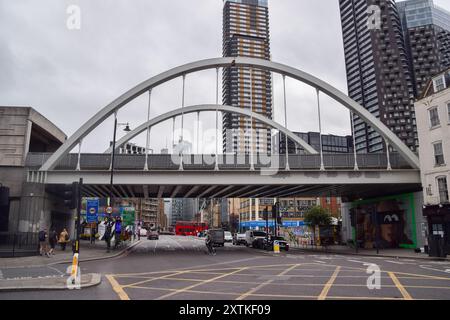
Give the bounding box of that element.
[86,199,99,223]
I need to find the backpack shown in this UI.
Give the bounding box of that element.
[39,231,46,242]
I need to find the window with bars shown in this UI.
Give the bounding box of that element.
[429,107,440,127]
[437,176,449,204]
[433,142,445,166]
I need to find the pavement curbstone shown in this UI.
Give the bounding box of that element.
[289,246,450,261]
[0,273,102,292]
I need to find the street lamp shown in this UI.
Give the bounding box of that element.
[109,119,132,212]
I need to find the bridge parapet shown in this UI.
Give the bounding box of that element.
[27,152,414,171]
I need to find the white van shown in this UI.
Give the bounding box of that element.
[245,230,267,248]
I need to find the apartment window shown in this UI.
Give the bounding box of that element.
[429,107,440,127]
[433,142,445,166]
[437,176,449,204]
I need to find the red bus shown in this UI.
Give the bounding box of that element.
[175,221,208,236]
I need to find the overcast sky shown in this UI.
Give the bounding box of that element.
[1,0,449,154]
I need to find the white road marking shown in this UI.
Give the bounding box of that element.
[153,240,158,253]
[314,260,327,264]
[385,260,405,265]
[347,260,364,264]
[419,265,450,274]
[0,269,3,280]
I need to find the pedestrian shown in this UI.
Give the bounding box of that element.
[59,228,69,251]
[49,229,57,255]
[90,224,97,244]
[114,217,122,249]
[104,219,113,253]
[38,228,50,257]
[136,223,141,241]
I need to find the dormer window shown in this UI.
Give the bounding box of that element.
[433,75,446,93]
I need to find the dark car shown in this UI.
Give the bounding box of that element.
[261,236,289,251]
[147,230,159,240]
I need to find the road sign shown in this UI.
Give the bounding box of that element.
[86,199,99,223]
[106,206,113,214]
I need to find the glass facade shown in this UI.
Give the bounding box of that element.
[397,0,450,31]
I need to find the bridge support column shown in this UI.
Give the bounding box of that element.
[250,68,255,171]
[215,67,220,172]
[283,75,290,171]
[144,89,152,171]
[316,89,325,171]
[76,139,82,171]
[350,112,359,171]
[386,139,392,171]
[179,75,186,171]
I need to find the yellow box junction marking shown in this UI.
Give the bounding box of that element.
[318,266,341,300]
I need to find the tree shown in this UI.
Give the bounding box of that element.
[304,206,332,246]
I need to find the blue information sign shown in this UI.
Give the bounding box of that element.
[86,199,99,223]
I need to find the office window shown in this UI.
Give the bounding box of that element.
[429,107,440,127]
[437,176,449,203]
[433,142,445,166]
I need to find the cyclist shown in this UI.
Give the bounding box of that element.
[205,231,216,256]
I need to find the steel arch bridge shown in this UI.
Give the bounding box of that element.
[28,57,421,199]
[39,57,420,172]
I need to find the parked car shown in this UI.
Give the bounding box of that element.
[147,229,159,240]
[233,233,246,246]
[263,235,289,251]
[245,230,267,248]
[224,231,233,243]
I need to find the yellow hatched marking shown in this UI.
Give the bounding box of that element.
[156,267,249,300]
[389,272,413,300]
[236,264,301,301]
[105,275,130,301]
[318,266,341,300]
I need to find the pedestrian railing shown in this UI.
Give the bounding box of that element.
[0,232,40,257]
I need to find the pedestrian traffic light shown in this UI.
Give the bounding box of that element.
[63,182,79,209]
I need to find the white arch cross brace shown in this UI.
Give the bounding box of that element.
[40,57,420,171]
[104,104,317,155]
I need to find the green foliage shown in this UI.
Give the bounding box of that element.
[304,206,332,227]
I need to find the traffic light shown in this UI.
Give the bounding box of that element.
[63,182,79,209]
[272,202,279,219]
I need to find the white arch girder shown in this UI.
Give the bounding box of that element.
[104,104,318,154]
[39,57,420,171]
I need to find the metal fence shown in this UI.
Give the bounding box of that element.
[0,232,40,258]
[26,152,414,171]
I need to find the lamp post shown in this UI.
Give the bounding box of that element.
[109,117,131,213]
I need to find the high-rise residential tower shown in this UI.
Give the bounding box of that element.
[397,0,450,97]
[222,0,273,154]
[339,0,417,153]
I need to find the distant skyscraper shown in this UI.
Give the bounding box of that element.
[397,0,450,97]
[339,0,417,153]
[222,0,273,154]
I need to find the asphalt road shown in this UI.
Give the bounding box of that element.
[1,235,450,300]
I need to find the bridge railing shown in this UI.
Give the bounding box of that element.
[26,152,414,171]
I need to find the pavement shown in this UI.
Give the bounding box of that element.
[0,239,141,292]
[0,235,449,300]
[0,239,142,269]
[288,244,450,261]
